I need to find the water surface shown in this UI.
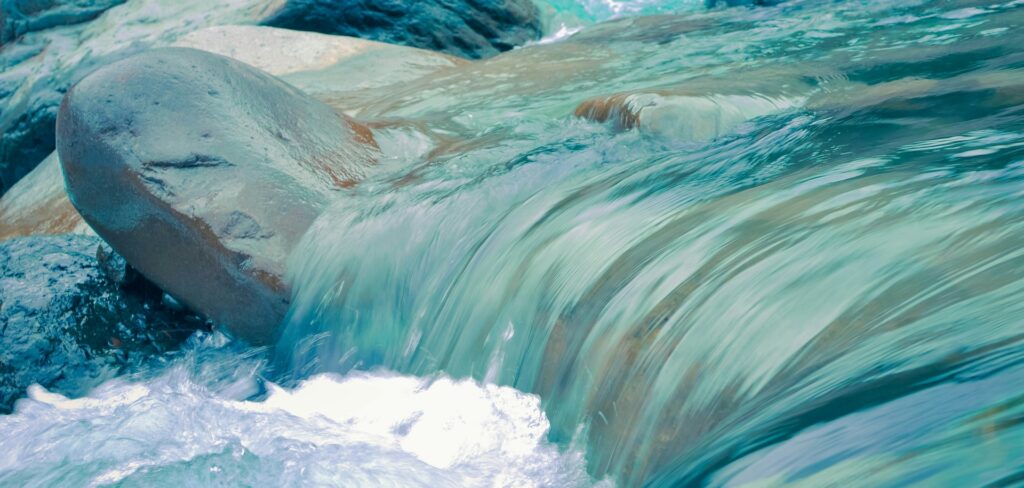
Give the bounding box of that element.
[5,0,1024,486]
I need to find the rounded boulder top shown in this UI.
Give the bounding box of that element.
[57,47,379,344]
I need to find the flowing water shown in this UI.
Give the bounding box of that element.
[6,0,1024,486]
[0,333,599,486]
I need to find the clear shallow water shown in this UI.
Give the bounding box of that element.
[4,0,1024,486]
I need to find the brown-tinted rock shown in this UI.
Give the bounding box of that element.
[57,47,379,343]
[574,89,805,141]
[0,153,89,240]
[2,27,456,242]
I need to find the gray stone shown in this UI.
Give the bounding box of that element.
[0,0,541,195]
[1,26,459,242]
[57,47,379,343]
[0,0,283,195]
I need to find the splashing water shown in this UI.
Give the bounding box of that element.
[281,0,1024,485]
[0,334,601,487]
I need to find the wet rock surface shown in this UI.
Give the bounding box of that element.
[0,0,540,194]
[0,152,90,239]
[0,0,125,43]
[174,25,466,106]
[262,0,542,59]
[0,234,207,413]
[57,47,379,343]
[0,0,283,195]
[1,26,458,242]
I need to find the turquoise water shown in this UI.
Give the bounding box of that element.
[4,0,1024,486]
[533,0,704,35]
[283,0,1024,485]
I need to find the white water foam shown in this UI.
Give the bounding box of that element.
[0,340,604,487]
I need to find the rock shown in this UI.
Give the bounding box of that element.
[57,47,379,343]
[0,0,538,195]
[0,234,207,413]
[0,152,90,239]
[173,25,466,108]
[572,70,814,141]
[95,239,137,287]
[261,0,542,59]
[0,0,283,195]
[0,0,125,43]
[574,91,804,141]
[0,93,60,195]
[3,26,457,242]
[175,25,463,79]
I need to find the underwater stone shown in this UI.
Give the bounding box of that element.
[262,0,542,59]
[0,234,206,413]
[57,47,380,344]
[574,90,805,141]
[174,25,467,105]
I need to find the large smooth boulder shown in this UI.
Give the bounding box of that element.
[0,0,538,195]
[262,0,542,59]
[0,234,206,413]
[1,26,458,241]
[175,25,464,80]
[57,47,379,343]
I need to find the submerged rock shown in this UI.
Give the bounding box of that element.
[0,234,206,413]
[57,47,379,343]
[572,71,812,141]
[174,25,466,107]
[262,0,542,59]
[574,91,804,141]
